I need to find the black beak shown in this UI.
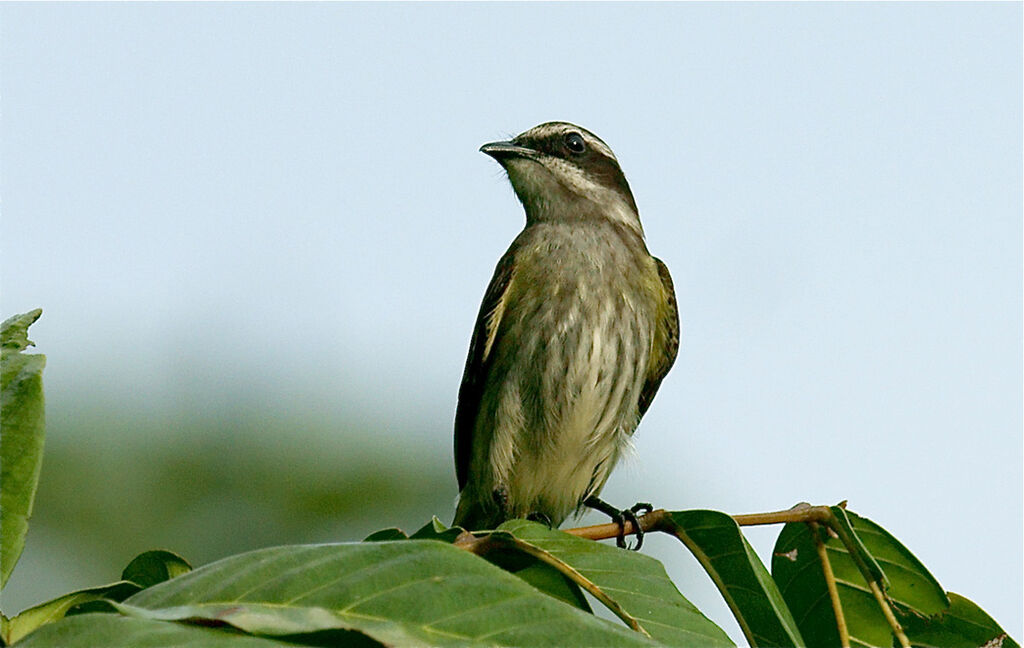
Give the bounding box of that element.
[480,141,538,161]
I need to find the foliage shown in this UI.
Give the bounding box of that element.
[1,309,46,590]
[0,310,1018,647]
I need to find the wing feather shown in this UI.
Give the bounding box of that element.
[638,257,680,417]
[454,251,517,490]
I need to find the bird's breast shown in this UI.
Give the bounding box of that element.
[503,224,660,418]
[479,223,661,518]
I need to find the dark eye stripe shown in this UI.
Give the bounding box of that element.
[515,128,619,168]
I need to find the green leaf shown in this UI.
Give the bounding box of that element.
[900,592,1020,648]
[829,506,887,587]
[363,527,409,542]
[510,560,592,612]
[118,541,661,647]
[467,529,591,612]
[772,509,949,648]
[121,550,192,588]
[772,519,879,648]
[409,517,463,543]
[3,550,191,640]
[839,511,947,613]
[663,510,805,647]
[17,613,311,647]
[0,310,41,354]
[1,582,140,645]
[1,308,46,590]
[497,518,734,647]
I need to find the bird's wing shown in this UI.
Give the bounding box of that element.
[454,250,517,491]
[638,257,680,417]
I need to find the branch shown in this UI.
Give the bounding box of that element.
[563,502,836,542]
[810,521,850,648]
[564,508,667,541]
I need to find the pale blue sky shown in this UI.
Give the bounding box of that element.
[2,2,1021,641]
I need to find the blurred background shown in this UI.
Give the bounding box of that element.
[1,3,1020,643]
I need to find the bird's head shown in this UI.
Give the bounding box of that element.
[480,122,642,236]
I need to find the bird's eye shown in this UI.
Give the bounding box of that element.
[564,132,586,154]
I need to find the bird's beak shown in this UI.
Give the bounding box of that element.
[480,141,538,161]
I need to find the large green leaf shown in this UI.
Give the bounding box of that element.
[772,509,949,648]
[900,592,1020,648]
[17,613,312,647]
[663,510,805,647]
[497,518,734,647]
[117,541,661,647]
[378,519,594,613]
[1,309,46,590]
[835,511,947,613]
[1,582,140,645]
[0,548,191,643]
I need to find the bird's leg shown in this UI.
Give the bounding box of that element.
[526,511,553,527]
[584,497,652,550]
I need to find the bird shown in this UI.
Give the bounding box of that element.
[453,121,679,549]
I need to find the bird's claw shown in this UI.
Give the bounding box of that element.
[527,511,553,527]
[585,496,653,551]
[617,502,653,550]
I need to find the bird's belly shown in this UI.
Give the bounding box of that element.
[488,295,651,524]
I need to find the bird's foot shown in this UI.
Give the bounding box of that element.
[584,497,653,550]
[526,511,553,527]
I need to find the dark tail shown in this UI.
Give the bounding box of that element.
[452,495,502,532]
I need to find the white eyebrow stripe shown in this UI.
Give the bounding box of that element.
[584,136,616,160]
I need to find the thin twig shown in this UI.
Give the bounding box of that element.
[564,509,665,541]
[806,507,909,648]
[810,521,850,648]
[733,503,833,527]
[868,580,910,648]
[566,503,836,540]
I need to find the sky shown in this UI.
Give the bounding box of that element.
[1,2,1021,643]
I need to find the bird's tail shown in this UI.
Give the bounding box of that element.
[452,495,501,532]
